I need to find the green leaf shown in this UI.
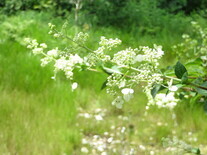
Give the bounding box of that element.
[102,66,122,75]
[181,72,188,84]
[101,80,107,90]
[195,81,207,96]
[204,100,207,113]
[151,84,161,98]
[191,148,200,154]
[151,84,166,98]
[174,61,188,79]
[186,58,203,66]
[193,77,203,85]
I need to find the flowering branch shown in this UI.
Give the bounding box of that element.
[24,21,207,111]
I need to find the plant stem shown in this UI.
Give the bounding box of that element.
[54,29,93,52]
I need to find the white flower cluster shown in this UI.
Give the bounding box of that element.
[139,44,164,67]
[24,38,47,55]
[73,32,89,43]
[99,36,122,50]
[173,21,207,58]
[149,92,178,110]
[54,54,83,79]
[106,73,125,95]
[48,23,61,38]
[93,47,111,62]
[25,37,84,79]
[112,48,137,66]
[86,37,122,66]
[111,88,134,109]
[47,48,59,57]
[121,88,134,102]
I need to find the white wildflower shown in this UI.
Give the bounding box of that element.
[54,57,67,70]
[169,86,178,92]
[82,138,88,144]
[152,92,178,109]
[40,43,47,49]
[121,127,126,133]
[112,96,124,109]
[73,32,89,42]
[121,88,134,102]
[99,36,121,50]
[47,48,58,57]
[71,82,78,91]
[201,56,207,60]
[51,76,56,80]
[81,147,89,153]
[70,54,83,64]
[107,137,113,143]
[135,54,144,62]
[119,80,126,88]
[83,113,91,118]
[139,145,146,151]
[94,115,103,121]
[40,57,52,67]
[32,48,43,55]
[112,48,137,66]
[53,33,60,38]
[31,39,38,47]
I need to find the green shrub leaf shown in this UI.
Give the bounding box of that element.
[195,82,207,96]
[174,61,188,79]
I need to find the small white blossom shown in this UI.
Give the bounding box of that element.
[151,92,178,109]
[113,48,137,66]
[53,33,60,38]
[135,54,144,62]
[94,115,103,121]
[81,147,89,153]
[99,36,121,50]
[121,88,134,102]
[139,145,146,151]
[169,86,178,92]
[107,137,113,143]
[32,48,43,55]
[40,43,47,48]
[40,57,52,67]
[112,96,124,109]
[201,56,207,60]
[71,82,78,91]
[121,127,126,133]
[54,57,68,70]
[47,48,58,57]
[101,152,107,155]
[73,32,89,43]
[82,138,88,144]
[70,54,83,64]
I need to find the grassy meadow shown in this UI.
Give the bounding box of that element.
[1,11,207,154]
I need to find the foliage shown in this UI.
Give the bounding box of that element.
[173,21,207,61]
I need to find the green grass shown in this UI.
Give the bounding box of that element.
[1,11,207,154]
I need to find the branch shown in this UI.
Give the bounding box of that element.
[190,83,207,90]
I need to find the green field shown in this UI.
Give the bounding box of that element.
[1,11,207,154]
